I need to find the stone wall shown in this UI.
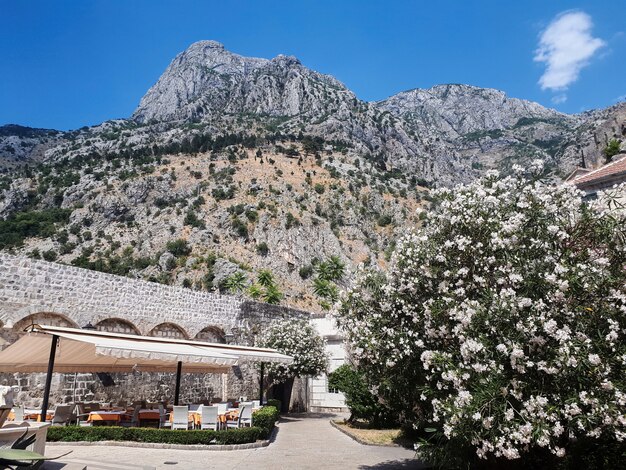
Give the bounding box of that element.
[0,253,309,407]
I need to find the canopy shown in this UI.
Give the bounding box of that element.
[0,324,292,374]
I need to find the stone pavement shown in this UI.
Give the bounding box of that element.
[44,413,427,470]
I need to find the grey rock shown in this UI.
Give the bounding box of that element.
[212,258,245,289]
[158,251,176,271]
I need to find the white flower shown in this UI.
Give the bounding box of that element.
[588,354,601,366]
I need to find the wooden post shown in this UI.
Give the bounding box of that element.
[41,335,59,423]
[259,362,265,405]
[174,361,182,405]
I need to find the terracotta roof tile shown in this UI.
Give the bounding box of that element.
[572,155,626,187]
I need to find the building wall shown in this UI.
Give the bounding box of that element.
[0,253,309,407]
[309,316,347,412]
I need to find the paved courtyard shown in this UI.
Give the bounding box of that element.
[44,413,426,470]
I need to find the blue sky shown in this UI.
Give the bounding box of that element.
[1,0,624,130]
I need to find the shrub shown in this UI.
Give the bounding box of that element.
[0,208,72,249]
[337,163,626,467]
[165,239,191,257]
[603,139,621,163]
[376,214,393,227]
[328,364,395,427]
[245,209,258,222]
[231,217,249,239]
[266,399,281,413]
[285,212,300,229]
[252,406,280,438]
[299,264,314,279]
[259,319,328,383]
[42,249,58,262]
[314,183,325,194]
[223,271,248,294]
[184,210,206,229]
[46,425,263,445]
[256,242,269,256]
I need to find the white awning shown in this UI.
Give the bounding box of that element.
[0,324,292,374]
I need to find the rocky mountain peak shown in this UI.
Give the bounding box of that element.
[132,41,353,125]
[376,83,569,139]
[271,54,302,67]
[188,39,225,50]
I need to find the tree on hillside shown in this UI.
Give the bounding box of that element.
[312,255,346,310]
[603,139,621,163]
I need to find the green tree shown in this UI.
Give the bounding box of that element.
[165,239,191,256]
[257,269,276,289]
[259,319,328,382]
[262,284,283,305]
[328,364,394,426]
[603,139,621,163]
[223,271,247,294]
[312,256,345,309]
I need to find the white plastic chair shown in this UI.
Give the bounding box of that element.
[251,400,261,409]
[171,405,190,430]
[239,405,253,427]
[12,406,24,422]
[158,404,170,428]
[227,405,250,429]
[216,402,228,415]
[199,405,219,431]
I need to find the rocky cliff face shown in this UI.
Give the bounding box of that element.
[0,41,624,311]
[376,84,569,139]
[134,41,352,123]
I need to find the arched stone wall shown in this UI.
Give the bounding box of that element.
[0,253,311,407]
[148,322,188,339]
[4,312,78,345]
[95,318,140,335]
[194,326,226,344]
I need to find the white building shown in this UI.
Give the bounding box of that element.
[308,314,347,412]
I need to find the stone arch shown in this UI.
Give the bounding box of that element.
[6,312,79,345]
[194,326,226,344]
[148,322,188,339]
[13,312,78,332]
[95,318,140,335]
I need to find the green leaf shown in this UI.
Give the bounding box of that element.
[424,427,437,433]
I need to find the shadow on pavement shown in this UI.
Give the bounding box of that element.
[285,412,341,419]
[359,458,429,469]
[40,463,66,469]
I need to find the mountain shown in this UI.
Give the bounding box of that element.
[0,124,62,169]
[0,41,624,311]
[376,84,568,139]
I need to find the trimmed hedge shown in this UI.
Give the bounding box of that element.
[252,406,279,438]
[266,399,281,413]
[47,426,262,445]
[47,406,280,445]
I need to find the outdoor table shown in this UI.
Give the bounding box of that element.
[168,410,239,426]
[138,409,160,421]
[87,410,125,423]
[7,409,54,422]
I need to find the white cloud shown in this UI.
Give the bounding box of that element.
[551,94,567,104]
[535,11,605,92]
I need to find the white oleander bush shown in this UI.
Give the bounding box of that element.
[336,162,626,467]
[259,318,328,382]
